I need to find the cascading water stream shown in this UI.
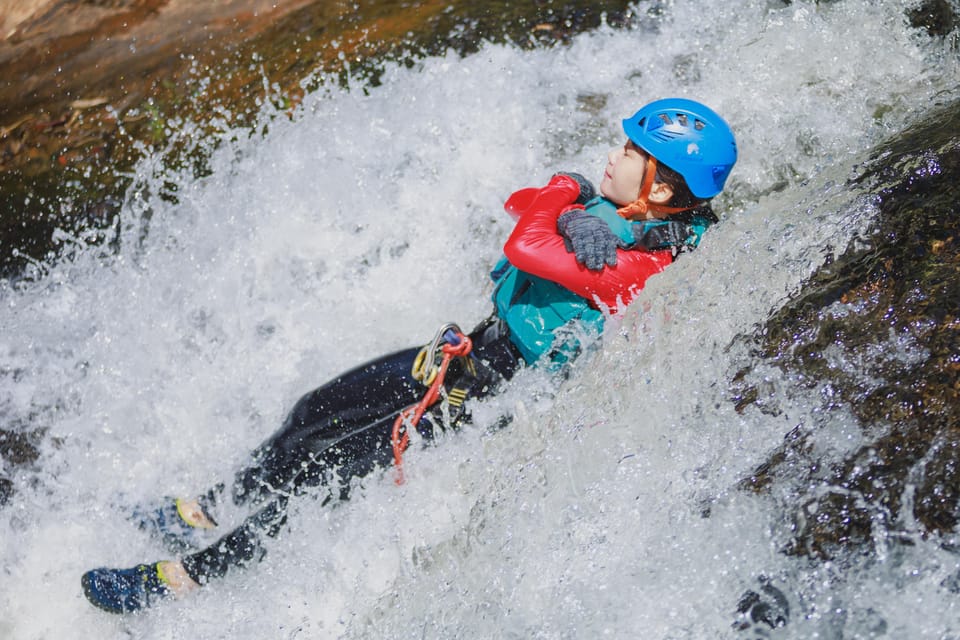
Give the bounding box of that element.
[1,1,958,637]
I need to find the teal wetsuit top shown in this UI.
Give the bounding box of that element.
[490,176,715,366]
[490,196,645,365]
[490,255,603,366]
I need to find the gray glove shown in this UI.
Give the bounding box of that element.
[557,209,627,271]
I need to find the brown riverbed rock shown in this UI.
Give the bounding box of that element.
[735,99,960,559]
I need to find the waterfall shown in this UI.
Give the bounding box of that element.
[1,1,958,637]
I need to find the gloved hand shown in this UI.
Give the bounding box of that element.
[553,172,596,205]
[557,209,627,271]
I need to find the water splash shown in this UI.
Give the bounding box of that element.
[1,1,958,638]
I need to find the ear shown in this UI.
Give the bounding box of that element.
[648,181,674,205]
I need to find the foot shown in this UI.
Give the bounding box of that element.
[81,562,179,614]
[130,496,218,552]
[174,498,218,529]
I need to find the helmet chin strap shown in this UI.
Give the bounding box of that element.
[616,156,696,219]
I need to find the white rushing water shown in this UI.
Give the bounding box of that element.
[2,0,959,637]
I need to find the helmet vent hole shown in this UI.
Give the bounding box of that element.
[658,114,672,125]
[677,114,688,127]
[694,119,706,131]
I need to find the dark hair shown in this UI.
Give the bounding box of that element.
[655,161,718,221]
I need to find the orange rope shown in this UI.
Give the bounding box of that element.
[391,333,472,484]
[616,156,695,219]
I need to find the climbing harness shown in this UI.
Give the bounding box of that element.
[392,323,474,484]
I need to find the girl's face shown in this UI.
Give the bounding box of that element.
[599,140,648,206]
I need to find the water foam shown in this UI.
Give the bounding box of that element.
[1,1,958,637]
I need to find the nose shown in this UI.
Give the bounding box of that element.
[607,147,621,164]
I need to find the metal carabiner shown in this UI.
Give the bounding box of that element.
[411,322,463,387]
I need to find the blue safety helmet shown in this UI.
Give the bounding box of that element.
[622,98,737,199]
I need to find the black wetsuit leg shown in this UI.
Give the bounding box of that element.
[232,345,425,505]
[181,347,421,583]
[181,319,522,584]
[229,317,522,506]
[181,495,289,583]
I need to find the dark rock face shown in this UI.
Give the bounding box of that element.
[908,0,958,37]
[735,100,960,560]
[0,427,44,506]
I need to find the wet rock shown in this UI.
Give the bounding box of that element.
[0,427,44,506]
[0,476,12,506]
[735,99,960,559]
[908,0,958,37]
[914,431,960,534]
[734,577,790,636]
[0,427,43,466]
[787,491,874,560]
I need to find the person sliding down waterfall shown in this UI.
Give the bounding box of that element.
[81,98,738,614]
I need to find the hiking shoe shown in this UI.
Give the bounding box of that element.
[81,563,171,614]
[130,496,218,552]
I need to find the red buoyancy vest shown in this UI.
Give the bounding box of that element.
[502,174,674,312]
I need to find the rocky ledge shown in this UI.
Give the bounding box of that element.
[734,99,960,561]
